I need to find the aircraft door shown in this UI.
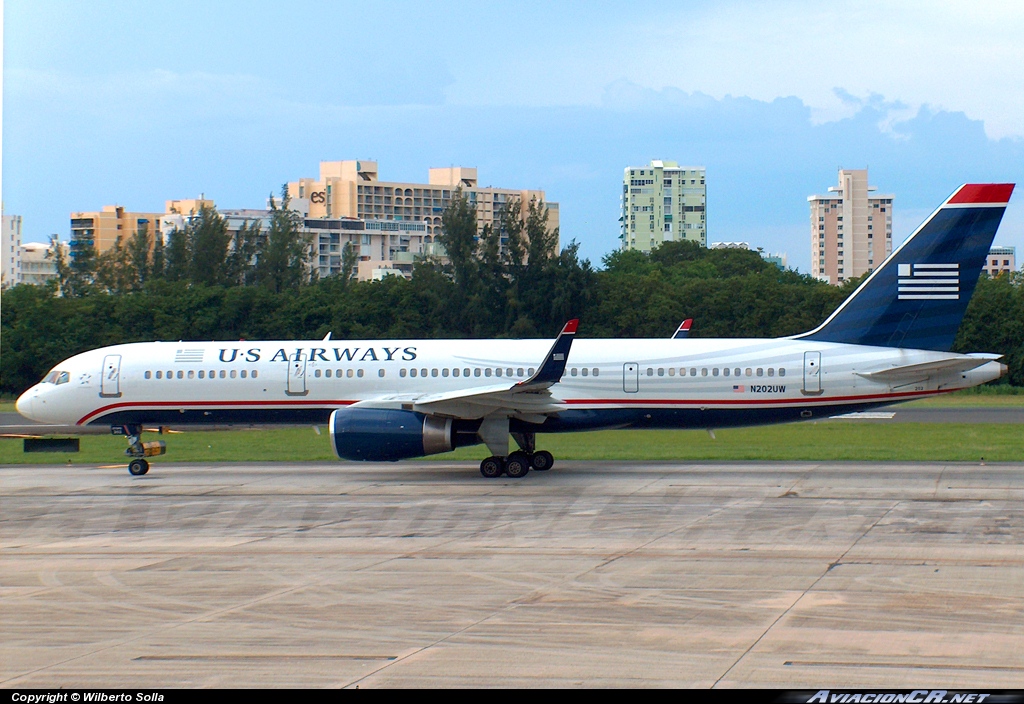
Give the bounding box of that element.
[287,350,309,396]
[100,354,122,398]
[802,351,823,395]
[623,363,639,393]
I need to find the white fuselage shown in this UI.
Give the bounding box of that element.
[16,337,1004,430]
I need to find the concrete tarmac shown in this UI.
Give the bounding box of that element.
[3,460,1024,688]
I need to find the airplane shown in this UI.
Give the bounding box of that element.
[15,183,1014,479]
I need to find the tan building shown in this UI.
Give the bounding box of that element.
[809,169,893,285]
[287,160,559,252]
[621,160,706,252]
[2,213,23,289]
[984,246,1016,277]
[70,205,163,258]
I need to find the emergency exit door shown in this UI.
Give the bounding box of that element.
[287,350,309,396]
[803,351,822,395]
[623,363,639,393]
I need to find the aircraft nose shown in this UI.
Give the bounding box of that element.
[15,389,36,420]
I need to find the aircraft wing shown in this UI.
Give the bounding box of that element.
[349,320,578,422]
[856,353,1002,382]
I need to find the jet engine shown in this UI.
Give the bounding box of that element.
[329,408,454,461]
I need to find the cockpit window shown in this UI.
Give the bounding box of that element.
[42,370,70,385]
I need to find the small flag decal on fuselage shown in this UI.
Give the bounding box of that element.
[897,263,959,300]
[175,349,205,363]
[733,385,745,393]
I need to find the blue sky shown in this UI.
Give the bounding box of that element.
[4,0,1023,272]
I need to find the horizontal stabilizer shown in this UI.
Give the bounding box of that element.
[856,353,1001,381]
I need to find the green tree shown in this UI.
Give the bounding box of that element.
[254,186,314,293]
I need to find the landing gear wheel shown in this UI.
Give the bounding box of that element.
[505,452,531,479]
[128,458,149,476]
[531,450,554,471]
[480,456,504,479]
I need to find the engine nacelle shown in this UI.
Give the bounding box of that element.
[329,408,453,461]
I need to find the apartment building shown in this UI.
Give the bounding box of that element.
[70,205,163,259]
[984,246,1016,277]
[287,160,558,256]
[809,168,893,285]
[621,160,706,252]
[2,214,23,289]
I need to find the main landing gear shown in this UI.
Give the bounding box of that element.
[118,424,166,477]
[478,431,555,479]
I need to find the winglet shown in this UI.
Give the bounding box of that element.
[672,319,693,339]
[516,319,578,389]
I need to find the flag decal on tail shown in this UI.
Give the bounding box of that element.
[897,263,959,300]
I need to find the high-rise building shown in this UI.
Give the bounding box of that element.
[809,168,893,285]
[1,213,23,289]
[70,205,163,258]
[621,161,705,252]
[287,160,559,257]
[984,246,1016,277]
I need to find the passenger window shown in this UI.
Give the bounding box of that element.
[378,369,385,378]
[701,368,708,376]
[657,368,664,376]
[219,370,226,379]
[420,368,427,377]
[347,369,354,378]
[432,369,439,377]
[506,368,513,377]
[712,368,719,376]
[756,368,764,377]
[410,368,417,377]
[357,369,364,378]
[177,371,184,379]
[475,368,482,377]
[723,368,730,377]
[485,368,493,377]
[581,368,589,377]
[316,370,322,378]
[465,368,471,377]
[145,371,152,379]
[400,369,407,377]
[767,368,775,377]
[571,368,577,377]
[452,368,460,377]
[745,368,752,377]
[778,368,786,377]
[198,371,204,379]
[442,368,449,377]
[517,368,524,377]
[167,371,173,378]
[690,368,697,376]
[325,369,332,378]
[496,368,503,377]
[252,370,258,379]
[156,371,162,379]
[528,368,535,375]
[646,368,654,376]
[593,368,599,377]
[188,370,195,379]
[241,370,247,379]
[668,368,675,377]
[735,368,741,377]
[230,370,237,379]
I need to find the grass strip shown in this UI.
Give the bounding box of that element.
[1,422,1021,465]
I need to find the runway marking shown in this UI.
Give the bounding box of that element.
[784,660,1024,672]
[830,411,896,419]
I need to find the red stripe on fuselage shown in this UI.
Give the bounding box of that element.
[77,388,954,424]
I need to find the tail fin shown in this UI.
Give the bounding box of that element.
[796,183,1014,351]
